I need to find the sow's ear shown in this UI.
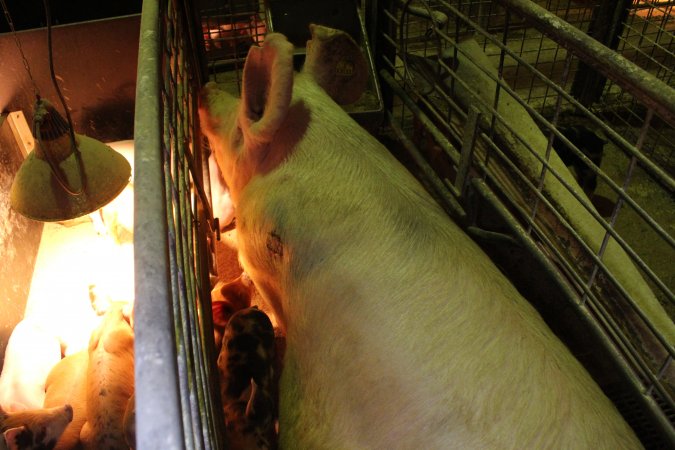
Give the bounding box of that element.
[240,33,295,147]
[302,24,368,105]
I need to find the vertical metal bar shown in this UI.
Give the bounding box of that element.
[185,3,225,445]
[176,27,206,446]
[165,81,196,450]
[455,105,480,197]
[134,0,186,447]
[512,14,528,93]
[526,51,573,235]
[569,0,633,106]
[165,3,199,446]
[385,109,466,221]
[525,19,546,104]
[484,10,509,170]
[376,0,398,111]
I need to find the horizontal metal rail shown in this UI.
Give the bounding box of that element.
[413,2,675,311]
[494,0,675,124]
[436,0,675,194]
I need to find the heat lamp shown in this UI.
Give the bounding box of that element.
[10,99,131,221]
[4,0,131,222]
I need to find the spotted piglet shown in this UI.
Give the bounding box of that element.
[199,25,643,449]
[211,273,256,350]
[1,404,73,450]
[218,307,276,450]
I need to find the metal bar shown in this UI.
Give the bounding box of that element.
[424,35,675,305]
[187,44,224,440]
[185,142,219,239]
[380,68,461,166]
[385,107,467,221]
[494,0,675,124]
[438,0,675,195]
[583,109,655,306]
[455,105,480,196]
[134,0,186,448]
[646,355,673,396]
[528,51,573,235]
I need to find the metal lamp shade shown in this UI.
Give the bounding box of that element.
[10,133,131,222]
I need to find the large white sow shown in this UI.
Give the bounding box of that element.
[199,25,642,449]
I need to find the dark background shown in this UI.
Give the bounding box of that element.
[0,0,142,32]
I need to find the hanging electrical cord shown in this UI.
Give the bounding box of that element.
[1,0,86,196]
[0,0,41,97]
[38,0,87,196]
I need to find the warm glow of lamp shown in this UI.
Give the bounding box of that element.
[9,99,131,222]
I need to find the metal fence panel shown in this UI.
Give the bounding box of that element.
[134,0,222,448]
[376,0,674,447]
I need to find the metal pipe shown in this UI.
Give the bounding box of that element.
[420,25,675,300]
[455,105,480,197]
[437,2,675,195]
[493,0,675,125]
[134,0,186,448]
[385,109,467,222]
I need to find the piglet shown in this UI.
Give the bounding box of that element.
[218,307,276,450]
[199,25,642,449]
[79,305,134,450]
[212,273,256,348]
[1,404,72,450]
[209,151,236,231]
[43,351,88,450]
[0,319,62,412]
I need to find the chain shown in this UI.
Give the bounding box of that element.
[0,0,41,97]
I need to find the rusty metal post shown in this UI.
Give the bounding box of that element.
[493,0,675,124]
[570,0,633,106]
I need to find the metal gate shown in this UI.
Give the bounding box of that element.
[134,0,223,448]
[133,0,675,448]
[375,0,674,448]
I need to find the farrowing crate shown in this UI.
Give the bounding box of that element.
[133,0,675,449]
